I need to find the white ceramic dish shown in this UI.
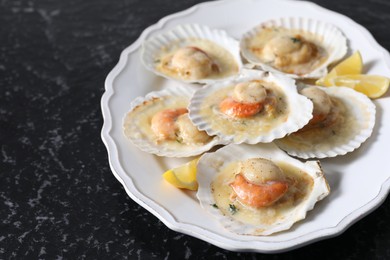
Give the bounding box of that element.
[101,0,390,253]
[275,85,376,159]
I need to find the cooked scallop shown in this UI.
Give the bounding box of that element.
[196,143,330,236]
[123,85,221,157]
[275,84,376,159]
[240,17,347,78]
[188,69,313,144]
[141,24,242,84]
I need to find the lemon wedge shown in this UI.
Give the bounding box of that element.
[163,158,199,191]
[316,51,363,86]
[329,75,389,98]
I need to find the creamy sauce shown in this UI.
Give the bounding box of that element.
[211,160,313,226]
[199,81,289,142]
[245,27,328,75]
[278,96,359,152]
[124,96,210,150]
[155,38,238,80]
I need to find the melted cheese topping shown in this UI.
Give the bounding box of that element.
[278,96,359,151]
[198,81,289,142]
[246,27,328,75]
[155,38,238,81]
[124,96,210,150]
[211,160,313,226]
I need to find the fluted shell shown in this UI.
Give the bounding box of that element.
[141,24,243,84]
[123,85,222,157]
[275,85,376,159]
[196,143,330,236]
[188,69,313,144]
[240,17,347,78]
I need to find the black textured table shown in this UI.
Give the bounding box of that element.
[2,0,390,259]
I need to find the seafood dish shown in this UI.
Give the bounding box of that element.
[275,84,376,158]
[123,85,221,157]
[141,24,242,84]
[196,143,330,235]
[188,69,313,144]
[120,18,379,238]
[240,17,347,78]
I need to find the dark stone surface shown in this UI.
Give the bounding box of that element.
[1,0,390,259]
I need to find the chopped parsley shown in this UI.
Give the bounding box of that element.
[229,204,238,215]
[290,37,301,44]
[175,132,183,143]
[211,203,219,209]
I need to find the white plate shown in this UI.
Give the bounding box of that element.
[101,0,390,253]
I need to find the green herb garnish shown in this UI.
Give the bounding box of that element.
[229,204,238,215]
[175,132,183,143]
[290,37,301,44]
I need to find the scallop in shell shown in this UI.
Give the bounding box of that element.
[141,24,243,84]
[188,69,313,144]
[196,143,330,236]
[275,84,376,159]
[123,85,221,157]
[240,17,347,78]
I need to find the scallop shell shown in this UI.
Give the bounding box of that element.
[188,69,313,144]
[240,17,347,78]
[141,23,243,84]
[275,85,376,159]
[196,143,330,236]
[123,85,222,157]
